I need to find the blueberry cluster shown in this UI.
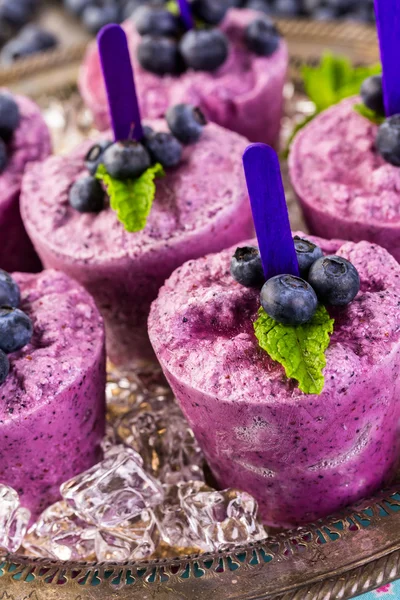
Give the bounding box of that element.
[0,93,20,175]
[359,75,400,168]
[0,0,57,64]
[0,269,34,386]
[359,75,400,167]
[69,103,206,213]
[134,1,280,75]
[231,236,360,325]
[246,0,375,22]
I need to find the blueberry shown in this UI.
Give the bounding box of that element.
[0,93,20,141]
[63,0,95,16]
[308,255,360,306]
[1,25,58,65]
[230,246,265,288]
[293,236,324,278]
[190,0,229,25]
[260,275,318,325]
[376,115,400,167]
[180,28,228,72]
[166,103,207,144]
[360,75,384,116]
[312,6,336,20]
[69,176,105,213]
[0,270,20,308]
[246,0,271,14]
[0,349,9,385]
[0,139,7,174]
[82,4,121,34]
[245,16,280,56]
[273,0,299,16]
[133,5,180,36]
[0,0,32,27]
[144,131,182,168]
[137,35,182,75]
[85,140,113,175]
[103,140,151,179]
[0,306,33,354]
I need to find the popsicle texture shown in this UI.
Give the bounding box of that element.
[289,97,400,262]
[79,9,288,146]
[0,270,106,521]
[149,234,400,527]
[0,93,51,273]
[21,120,253,365]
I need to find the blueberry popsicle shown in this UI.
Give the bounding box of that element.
[79,7,288,146]
[0,269,106,522]
[149,145,400,527]
[21,25,253,365]
[0,91,51,273]
[289,0,400,262]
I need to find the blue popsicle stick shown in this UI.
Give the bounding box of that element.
[374,0,400,117]
[178,0,194,29]
[98,24,144,142]
[242,144,299,280]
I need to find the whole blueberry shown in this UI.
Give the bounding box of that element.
[144,131,182,168]
[293,236,324,278]
[0,92,20,141]
[0,139,7,174]
[0,270,20,308]
[274,0,299,16]
[246,0,271,14]
[85,139,113,175]
[0,349,9,385]
[1,25,58,65]
[137,35,182,75]
[63,0,95,16]
[69,176,105,213]
[0,306,33,354]
[191,0,229,25]
[376,115,400,167]
[0,0,32,27]
[260,274,318,325]
[360,75,384,116]
[103,140,151,179]
[82,4,121,34]
[312,6,336,20]
[166,103,207,144]
[180,29,228,72]
[308,255,360,306]
[230,246,265,288]
[245,16,280,56]
[133,5,180,36]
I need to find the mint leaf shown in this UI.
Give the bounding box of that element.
[353,103,385,125]
[96,163,165,232]
[301,52,381,113]
[254,305,334,395]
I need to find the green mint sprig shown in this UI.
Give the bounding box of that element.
[254,304,334,395]
[96,163,165,233]
[283,53,381,157]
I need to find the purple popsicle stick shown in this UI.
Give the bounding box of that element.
[374,0,400,117]
[98,24,143,142]
[242,144,299,280]
[178,0,194,29]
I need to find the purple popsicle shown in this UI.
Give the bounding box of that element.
[374,0,400,117]
[178,0,194,30]
[242,143,299,279]
[97,24,143,142]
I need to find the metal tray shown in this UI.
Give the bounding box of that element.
[0,18,394,600]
